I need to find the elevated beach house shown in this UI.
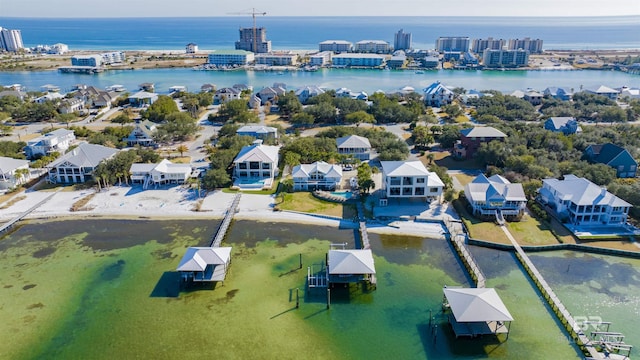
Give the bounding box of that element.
[584,143,637,178]
[0,156,30,190]
[24,129,76,159]
[544,117,581,135]
[380,160,444,202]
[423,81,454,107]
[464,174,527,220]
[454,126,507,159]
[130,159,192,188]
[538,174,631,227]
[47,143,118,184]
[128,91,158,107]
[124,120,157,147]
[292,161,343,191]
[232,141,280,189]
[337,135,372,161]
[236,125,278,142]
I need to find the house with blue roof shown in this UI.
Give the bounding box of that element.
[584,143,637,178]
[544,117,581,135]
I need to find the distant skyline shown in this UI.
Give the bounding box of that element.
[2,0,639,17]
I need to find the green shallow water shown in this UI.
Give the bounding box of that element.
[0,219,611,359]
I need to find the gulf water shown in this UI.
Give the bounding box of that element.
[0,16,639,51]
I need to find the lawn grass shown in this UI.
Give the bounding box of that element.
[222,179,281,196]
[420,150,483,171]
[451,173,475,187]
[453,199,510,244]
[455,115,469,123]
[507,215,561,246]
[274,192,356,219]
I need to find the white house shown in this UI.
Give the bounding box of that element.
[236,125,278,142]
[24,129,76,159]
[464,174,527,218]
[125,120,157,147]
[0,156,30,190]
[295,85,325,104]
[380,160,444,201]
[47,143,118,184]
[337,135,372,161]
[538,174,631,227]
[232,141,280,189]
[214,87,242,103]
[423,81,455,107]
[292,161,343,191]
[130,159,192,188]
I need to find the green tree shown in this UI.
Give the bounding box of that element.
[291,112,315,127]
[112,113,133,126]
[344,110,376,127]
[143,95,179,122]
[155,112,199,142]
[201,168,231,189]
[357,162,375,194]
[411,125,434,149]
[277,91,303,119]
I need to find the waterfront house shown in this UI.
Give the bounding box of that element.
[232,141,280,189]
[454,127,507,159]
[124,120,157,147]
[619,86,640,100]
[236,125,278,142]
[25,128,76,159]
[256,86,286,104]
[0,156,30,190]
[543,87,573,101]
[538,174,631,226]
[292,161,342,191]
[200,83,216,93]
[47,143,118,184]
[177,247,232,282]
[380,160,444,201]
[248,94,261,109]
[544,117,581,135]
[35,92,64,104]
[294,85,325,104]
[72,86,118,108]
[423,81,454,107]
[214,87,242,104]
[58,98,85,114]
[464,174,527,220]
[185,43,198,54]
[337,135,372,161]
[0,90,26,101]
[585,85,619,100]
[584,143,637,178]
[523,90,543,105]
[128,91,158,107]
[130,159,192,188]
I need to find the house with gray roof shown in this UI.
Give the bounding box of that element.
[295,85,325,104]
[538,174,631,227]
[47,143,118,184]
[584,143,637,178]
[292,161,342,191]
[423,81,454,107]
[125,120,157,147]
[543,87,573,101]
[130,159,192,188]
[0,156,30,190]
[177,247,232,282]
[544,116,581,135]
[236,125,278,142]
[585,85,619,100]
[381,160,444,201]
[232,141,280,189]
[214,87,242,104]
[337,135,372,161]
[455,126,507,159]
[256,86,286,104]
[128,91,158,107]
[464,174,526,220]
[25,128,76,159]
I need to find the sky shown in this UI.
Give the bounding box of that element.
[2,0,639,17]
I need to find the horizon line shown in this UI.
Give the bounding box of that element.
[2,14,639,19]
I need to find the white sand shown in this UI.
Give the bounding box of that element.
[0,185,447,237]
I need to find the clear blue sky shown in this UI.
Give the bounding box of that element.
[2,0,639,17]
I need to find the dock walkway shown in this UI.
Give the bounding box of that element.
[443,218,485,288]
[356,202,370,250]
[499,225,605,359]
[210,193,241,247]
[0,190,61,234]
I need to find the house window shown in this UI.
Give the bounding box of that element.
[618,165,624,172]
[262,163,270,170]
[239,171,247,177]
[250,162,260,170]
[390,187,400,196]
[416,178,425,183]
[390,177,401,186]
[402,187,413,196]
[415,188,425,195]
[239,163,247,169]
[262,172,270,177]
[430,187,439,193]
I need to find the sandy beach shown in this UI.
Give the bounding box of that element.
[0,185,450,238]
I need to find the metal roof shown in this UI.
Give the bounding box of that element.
[444,287,514,322]
[328,249,376,275]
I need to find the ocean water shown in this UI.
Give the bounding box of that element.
[0,219,592,359]
[0,16,639,51]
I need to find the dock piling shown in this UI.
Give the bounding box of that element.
[296,288,299,309]
[327,288,331,309]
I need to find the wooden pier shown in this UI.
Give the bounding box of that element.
[210,193,241,247]
[356,202,370,249]
[498,225,613,359]
[0,190,61,234]
[443,219,486,288]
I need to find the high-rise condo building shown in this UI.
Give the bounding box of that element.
[319,40,353,53]
[482,49,529,68]
[471,38,505,54]
[435,37,470,52]
[0,27,24,52]
[508,38,543,53]
[394,29,412,51]
[235,27,271,53]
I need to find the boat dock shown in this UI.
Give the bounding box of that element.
[356,202,370,250]
[210,193,241,247]
[0,190,61,234]
[443,218,486,288]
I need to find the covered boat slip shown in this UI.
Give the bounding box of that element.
[327,249,376,285]
[442,287,513,339]
[176,247,232,282]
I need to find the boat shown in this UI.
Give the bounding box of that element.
[106,84,126,92]
[415,70,425,74]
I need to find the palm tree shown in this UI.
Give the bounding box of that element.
[176,144,189,158]
[427,153,435,165]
